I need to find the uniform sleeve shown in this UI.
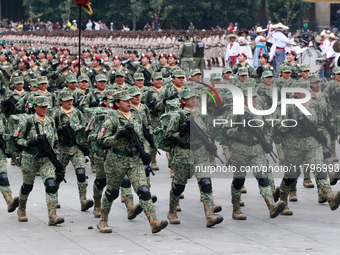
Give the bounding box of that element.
[99,116,118,147]
[13,119,30,147]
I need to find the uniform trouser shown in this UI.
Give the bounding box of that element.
[193,58,204,79]
[324,59,331,79]
[58,149,87,193]
[93,153,106,199]
[181,59,193,80]
[19,154,57,206]
[230,149,273,200]
[274,49,286,74]
[170,162,213,206]
[0,154,12,197]
[101,153,154,214]
[280,145,332,199]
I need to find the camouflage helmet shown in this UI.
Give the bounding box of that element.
[191,69,201,76]
[78,74,90,82]
[173,69,185,78]
[33,96,50,107]
[300,64,310,72]
[222,66,232,74]
[237,67,248,76]
[281,65,292,73]
[307,74,321,84]
[242,88,258,97]
[12,76,24,85]
[37,76,49,85]
[333,66,340,75]
[133,72,145,80]
[95,74,107,82]
[115,70,126,77]
[210,73,221,80]
[58,90,74,101]
[113,90,133,101]
[103,90,114,100]
[179,88,199,99]
[128,86,141,97]
[261,70,274,78]
[152,72,162,80]
[65,74,77,83]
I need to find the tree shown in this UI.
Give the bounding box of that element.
[59,0,73,24]
[129,0,145,31]
[148,0,173,28]
[267,0,311,26]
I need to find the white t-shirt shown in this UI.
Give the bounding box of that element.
[86,22,92,30]
[255,36,266,46]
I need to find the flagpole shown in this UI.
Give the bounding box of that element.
[78,5,81,76]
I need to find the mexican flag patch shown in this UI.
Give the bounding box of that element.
[14,126,21,136]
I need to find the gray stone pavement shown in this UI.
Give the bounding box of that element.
[1,67,340,255]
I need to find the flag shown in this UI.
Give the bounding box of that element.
[74,0,93,15]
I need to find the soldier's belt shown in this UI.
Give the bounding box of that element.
[110,148,138,157]
[290,129,311,138]
[178,143,191,150]
[233,138,258,147]
[24,148,39,156]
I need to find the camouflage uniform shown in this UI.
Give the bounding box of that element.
[133,72,149,103]
[275,80,340,215]
[96,90,167,234]
[275,66,295,89]
[165,89,223,227]
[178,39,195,79]
[232,62,254,77]
[53,91,93,211]
[0,114,19,213]
[223,88,285,220]
[13,96,64,225]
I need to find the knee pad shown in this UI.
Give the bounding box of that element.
[121,175,131,188]
[95,178,107,190]
[76,168,86,183]
[44,178,57,194]
[315,166,328,179]
[283,178,297,186]
[199,178,212,194]
[232,178,245,190]
[172,184,185,197]
[0,172,9,186]
[105,189,119,202]
[137,185,151,201]
[258,177,270,187]
[21,183,33,195]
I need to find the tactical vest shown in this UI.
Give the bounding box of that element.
[181,42,194,58]
[194,42,204,58]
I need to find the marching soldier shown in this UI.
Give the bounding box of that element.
[178,35,195,79]
[96,90,168,234]
[14,96,65,226]
[53,90,94,211]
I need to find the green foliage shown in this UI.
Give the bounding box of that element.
[268,0,311,26]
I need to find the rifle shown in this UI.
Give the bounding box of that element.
[125,78,133,86]
[23,80,30,91]
[110,73,116,84]
[291,70,300,79]
[163,92,178,104]
[258,91,273,107]
[51,62,59,71]
[143,124,160,155]
[59,117,90,156]
[1,94,18,115]
[323,113,340,143]
[179,112,224,164]
[147,90,158,117]
[33,122,66,183]
[88,70,98,84]
[329,89,340,109]
[0,68,11,80]
[295,107,332,153]
[243,114,278,163]
[122,59,137,73]
[103,64,111,71]
[119,119,154,176]
[141,67,152,80]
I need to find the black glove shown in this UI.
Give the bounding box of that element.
[50,72,58,80]
[27,139,40,148]
[76,72,81,79]
[142,153,152,166]
[1,99,8,106]
[61,65,69,72]
[55,172,64,183]
[0,88,5,94]
[146,101,155,109]
[47,86,52,92]
[178,123,190,137]
[166,135,178,144]
[41,69,48,76]
[264,143,274,154]
[317,131,328,145]
[57,127,64,135]
[73,101,79,107]
[89,101,98,108]
[115,129,130,140]
[83,147,90,156]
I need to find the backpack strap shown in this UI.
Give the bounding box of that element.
[92,90,99,102]
[23,116,33,139]
[54,110,60,128]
